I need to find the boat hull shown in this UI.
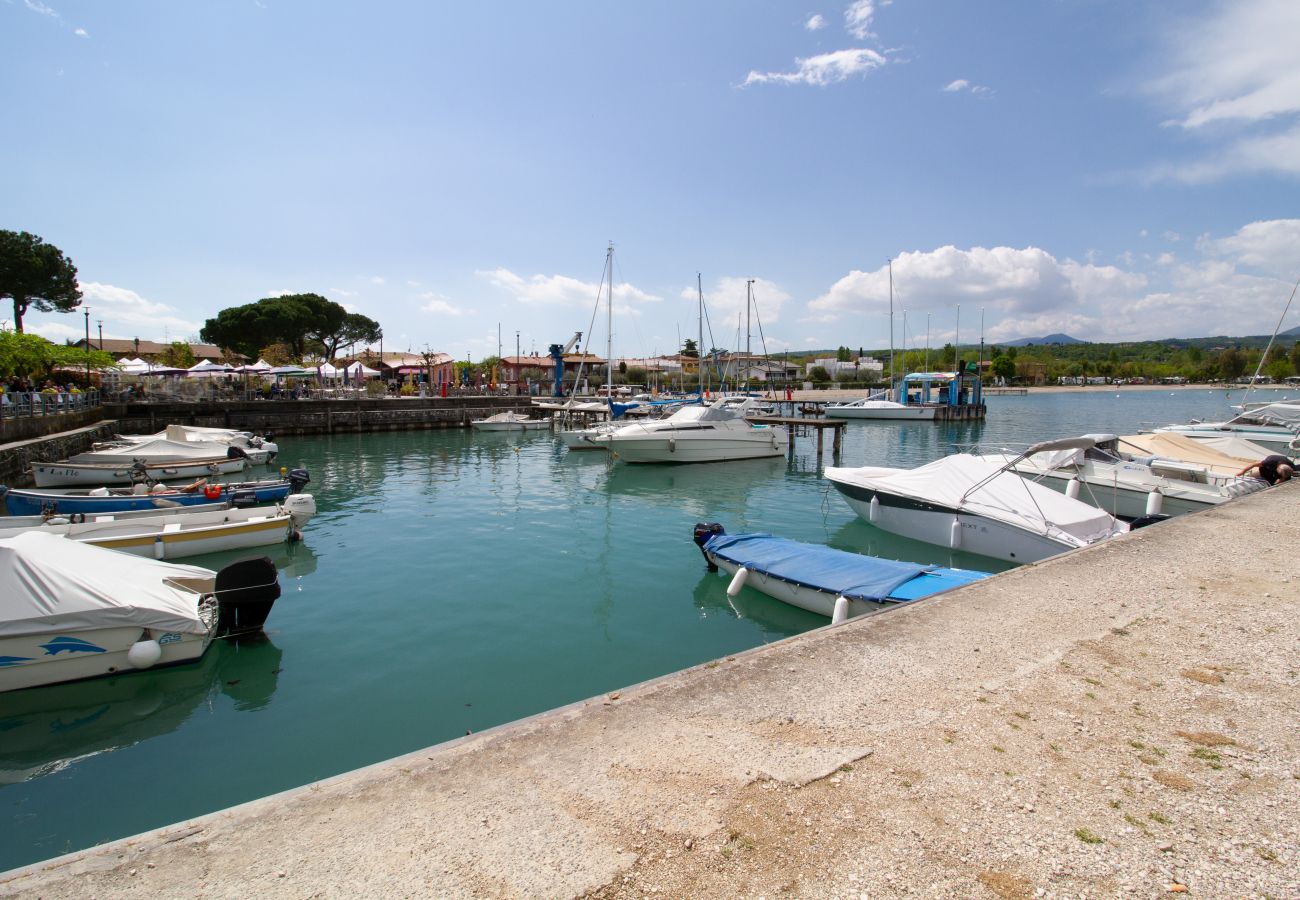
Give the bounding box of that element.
[1012,467,1232,518]
[598,428,789,463]
[1154,424,1298,450]
[471,421,550,431]
[828,478,1075,564]
[705,553,896,618]
[31,457,250,488]
[0,515,295,561]
[825,405,938,421]
[0,626,211,693]
[2,481,295,516]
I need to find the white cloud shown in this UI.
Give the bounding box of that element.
[943,78,992,96]
[844,0,884,39]
[1144,0,1300,181]
[478,267,660,314]
[1162,231,1181,242]
[328,287,356,298]
[74,282,203,337]
[369,276,386,286]
[743,48,886,87]
[73,27,88,37]
[419,292,464,316]
[24,0,59,17]
[678,277,792,333]
[805,13,826,31]
[805,223,1299,342]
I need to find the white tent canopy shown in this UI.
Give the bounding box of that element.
[342,361,380,376]
[0,533,214,638]
[187,360,234,378]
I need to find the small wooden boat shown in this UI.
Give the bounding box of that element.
[693,524,990,621]
[0,533,281,692]
[0,495,316,560]
[31,455,250,488]
[470,411,550,431]
[1,470,310,517]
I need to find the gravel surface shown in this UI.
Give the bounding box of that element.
[3,483,1296,899]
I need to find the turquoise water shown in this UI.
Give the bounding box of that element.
[0,388,1257,869]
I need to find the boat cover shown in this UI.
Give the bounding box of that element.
[1118,432,1277,475]
[704,532,937,600]
[826,454,1122,546]
[71,437,232,462]
[0,532,214,638]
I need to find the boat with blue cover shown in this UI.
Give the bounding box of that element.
[692,524,990,621]
[1,469,309,517]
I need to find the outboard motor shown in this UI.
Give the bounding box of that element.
[214,556,282,636]
[230,490,259,509]
[692,522,725,570]
[227,445,249,460]
[287,468,310,494]
[282,494,317,530]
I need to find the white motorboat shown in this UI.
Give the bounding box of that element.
[692,524,990,622]
[111,424,279,459]
[1150,401,1300,450]
[0,532,281,692]
[1117,431,1282,477]
[31,455,250,488]
[824,393,937,421]
[825,439,1132,564]
[588,395,789,463]
[70,436,274,466]
[470,411,550,431]
[0,495,316,560]
[981,434,1264,519]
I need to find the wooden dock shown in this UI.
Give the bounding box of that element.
[746,416,845,458]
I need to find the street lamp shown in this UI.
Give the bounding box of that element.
[83,307,91,383]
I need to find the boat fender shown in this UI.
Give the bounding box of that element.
[668,437,676,453]
[949,517,962,549]
[1144,488,1163,516]
[46,516,70,526]
[204,484,223,500]
[154,537,166,559]
[726,566,749,598]
[127,637,163,669]
[831,595,850,626]
[868,495,880,523]
[1065,477,1081,500]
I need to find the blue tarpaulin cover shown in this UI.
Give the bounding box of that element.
[703,532,981,601]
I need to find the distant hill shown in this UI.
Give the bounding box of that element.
[1003,333,1086,347]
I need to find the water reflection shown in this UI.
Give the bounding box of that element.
[824,518,1018,573]
[691,572,824,637]
[0,634,282,786]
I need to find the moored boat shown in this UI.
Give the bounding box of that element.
[588,395,789,463]
[470,411,550,431]
[0,533,281,692]
[692,524,990,621]
[1,469,310,517]
[31,455,250,488]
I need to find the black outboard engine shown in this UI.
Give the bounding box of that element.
[1128,513,1170,530]
[226,445,249,460]
[230,490,258,509]
[214,556,282,636]
[287,468,310,494]
[692,522,725,570]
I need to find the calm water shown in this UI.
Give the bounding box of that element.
[0,388,1254,869]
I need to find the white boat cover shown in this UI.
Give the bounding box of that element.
[0,533,214,638]
[1118,432,1277,474]
[71,438,233,462]
[828,454,1122,546]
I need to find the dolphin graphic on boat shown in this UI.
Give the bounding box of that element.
[39,637,108,656]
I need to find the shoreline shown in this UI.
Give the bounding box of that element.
[785,383,1296,400]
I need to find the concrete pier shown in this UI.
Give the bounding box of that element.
[2,484,1296,898]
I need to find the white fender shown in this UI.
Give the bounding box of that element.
[1145,488,1163,516]
[153,537,166,559]
[127,638,163,669]
[949,517,962,549]
[668,437,676,453]
[1065,477,1081,500]
[726,566,749,597]
[868,495,880,523]
[831,595,850,625]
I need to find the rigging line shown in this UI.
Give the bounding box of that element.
[571,251,613,390]
[1241,272,1299,408]
[751,284,771,359]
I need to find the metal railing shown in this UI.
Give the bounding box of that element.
[0,389,102,420]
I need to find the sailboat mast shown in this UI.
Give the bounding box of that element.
[888,258,895,399]
[606,243,614,400]
[746,279,754,389]
[698,273,705,396]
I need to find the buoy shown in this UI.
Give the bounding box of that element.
[949,517,962,549]
[127,638,163,669]
[868,495,880,523]
[727,566,749,597]
[831,595,850,625]
[1065,477,1081,500]
[1145,488,1163,516]
[153,537,166,559]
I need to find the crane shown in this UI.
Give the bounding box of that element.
[548,331,582,397]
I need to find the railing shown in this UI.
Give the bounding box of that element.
[0,390,102,420]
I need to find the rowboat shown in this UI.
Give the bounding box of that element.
[31,455,250,488]
[693,524,990,622]
[0,495,316,560]
[0,470,310,517]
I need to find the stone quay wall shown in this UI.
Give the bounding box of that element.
[0,422,117,487]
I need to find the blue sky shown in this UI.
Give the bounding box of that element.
[4,0,1298,360]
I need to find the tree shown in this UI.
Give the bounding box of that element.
[0,230,82,334]
[158,341,197,368]
[990,354,1016,382]
[809,365,831,384]
[200,293,375,361]
[835,346,851,362]
[0,330,114,378]
[1291,341,1300,375]
[1218,348,1246,380]
[681,338,698,358]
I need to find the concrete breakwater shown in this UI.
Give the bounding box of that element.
[3,482,1294,898]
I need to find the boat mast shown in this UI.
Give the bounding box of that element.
[606,243,614,404]
[888,258,895,400]
[746,278,754,392]
[698,273,706,397]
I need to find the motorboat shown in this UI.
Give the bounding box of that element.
[0,532,281,692]
[825,393,935,421]
[587,395,789,463]
[1150,401,1300,450]
[825,439,1133,564]
[69,437,274,467]
[31,454,251,488]
[470,411,550,431]
[116,424,280,460]
[692,524,990,622]
[824,371,985,421]
[0,495,316,560]
[1,469,310,517]
[1117,431,1284,477]
[980,434,1264,519]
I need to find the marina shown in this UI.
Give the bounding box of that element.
[0,387,1294,875]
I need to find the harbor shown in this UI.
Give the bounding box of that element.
[2,470,1294,897]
